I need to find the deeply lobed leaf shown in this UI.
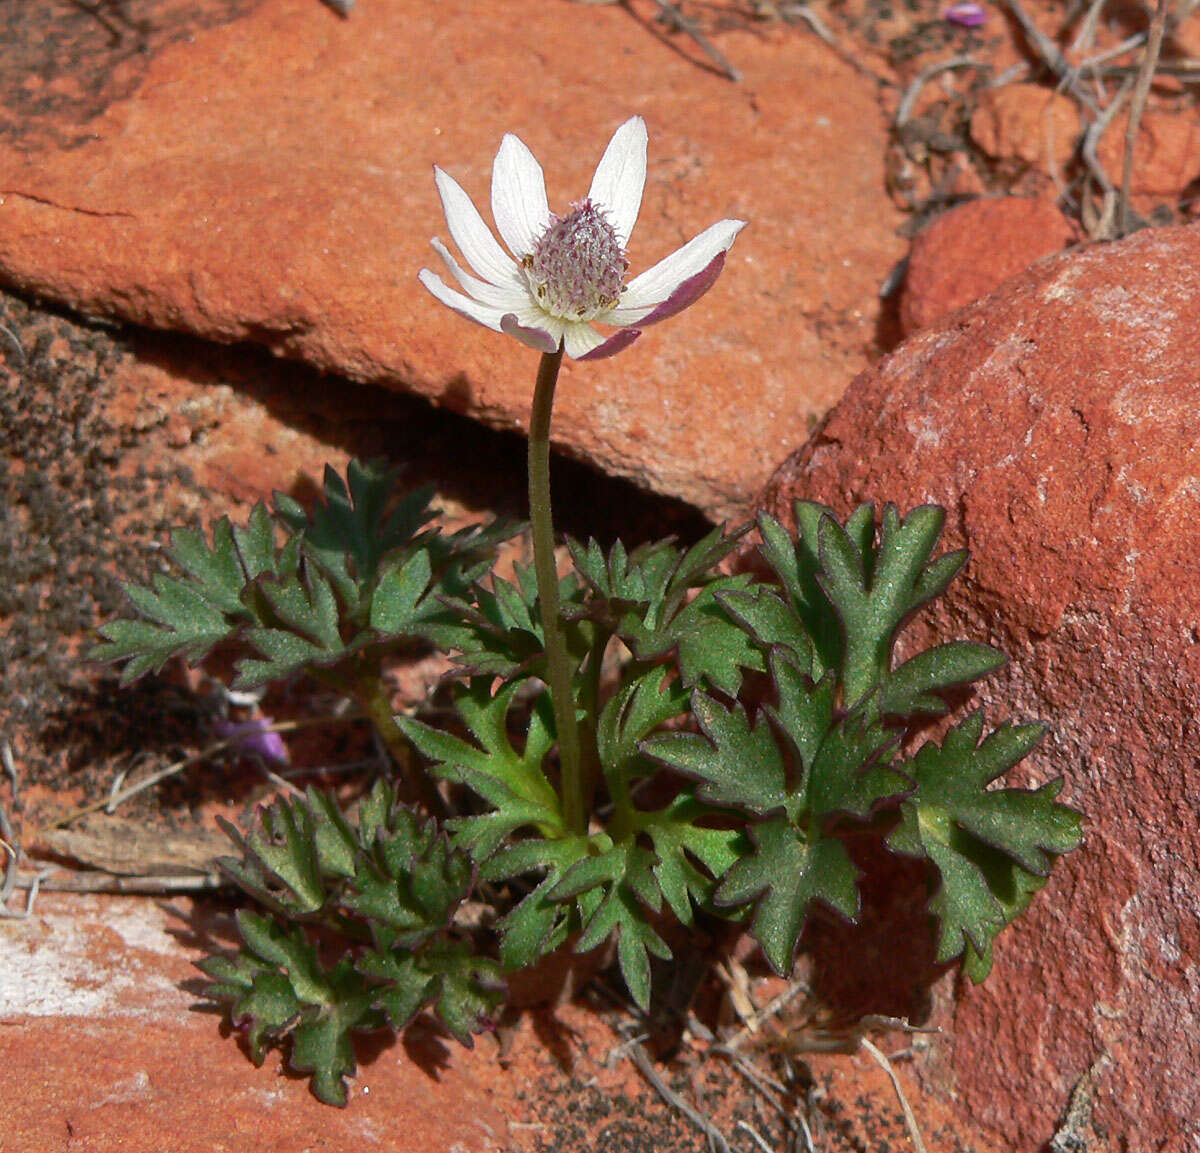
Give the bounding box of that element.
[90,505,286,682]
[887,711,1082,977]
[198,911,381,1107]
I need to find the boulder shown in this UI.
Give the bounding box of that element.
[758,223,1200,1153]
[899,196,1077,336]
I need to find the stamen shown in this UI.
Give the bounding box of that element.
[522,200,628,321]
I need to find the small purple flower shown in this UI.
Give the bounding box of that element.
[945,2,987,28]
[215,716,290,766]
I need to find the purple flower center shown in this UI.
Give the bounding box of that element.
[522,199,628,321]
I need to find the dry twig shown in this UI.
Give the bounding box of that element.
[1119,0,1170,235]
[896,55,980,128]
[6,867,224,896]
[860,1038,928,1153]
[627,1040,734,1153]
[648,0,742,81]
[1080,75,1136,236]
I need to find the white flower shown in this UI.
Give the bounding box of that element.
[419,116,746,361]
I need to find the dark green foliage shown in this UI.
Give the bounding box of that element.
[566,527,761,696]
[103,462,1081,1105]
[91,504,293,682]
[91,458,517,689]
[644,502,1081,976]
[199,781,503,1105]
[433,563,592,680]
[644,654,907,974]
[403,667,742,1010]
[886,712,1082,980]
[199,911,380,1107]
[743,502,1004,713]
[400,678,565,856]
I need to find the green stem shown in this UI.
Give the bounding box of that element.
[528,347,586,835]
[353,666,445,817]
[578,627,609,814]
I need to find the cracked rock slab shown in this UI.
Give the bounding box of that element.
[0,0,905,522]
[0,893,510,1151]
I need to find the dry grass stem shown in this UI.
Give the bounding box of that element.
[1119,0,1170,234]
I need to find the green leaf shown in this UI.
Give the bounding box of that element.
[217,797,328,916]
[400,679,564,859]
[646,653,908,972]
[714,816,859,974]
[90,503,293,682]
[960,862,1049,982]
[653,582,763,696]
[549,839,671,1012]
[345,810,475,949]
[199,911,379,1106]
[770,656,905,824]
[167,518,251,616]
[485,835,594,969]
[643,692,788,815]
[755,508,842,675]
[303,787,361,880]
[274,460,438,611]
[91,580,239,683]
[368,549,435,635]
[288,962,376,1108]
[717,584,816,676]
[815,504,967,708]
[567,526,760,695]
[359,941,504,1046]
[235,567,354,688]
[439,563,590,681]
[880,641,1006,716]
[596,666,691,787]
[751,503,979,714]
[887,712,1082,974]
[635,794,745,925]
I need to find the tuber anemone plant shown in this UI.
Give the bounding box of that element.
[94,117,1081,1106]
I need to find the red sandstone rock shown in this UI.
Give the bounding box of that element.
[1096,108,1200,199]
[0,0,906,522]
[899,197,1077,336]
[757,223,1200,1153]
[0,894,509,1151]
[971,83,1200,201]
[970,84,1080,172]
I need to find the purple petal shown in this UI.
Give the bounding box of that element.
[576,328,642,361]
[501,313,559,353]
[215,717,290,766]
[944,3,986,28]
[635,251,727,327]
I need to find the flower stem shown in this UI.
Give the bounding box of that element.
[528,347,585,835]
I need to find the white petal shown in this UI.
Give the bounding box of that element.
[434,166,519,287]
[613,218,746,316]
[572,326,642,361]
[588,116,647,249]
[491,134,553,259]
[432,237,530,311]
[561,322,603,359]
[501,313,560,353]
[511,307,567,345]
[607,249,727,328]
[418,268,506,333]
